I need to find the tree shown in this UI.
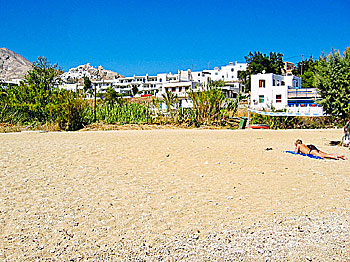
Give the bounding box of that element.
[162,90,178,114]
[316,48,350,121]
[208,80,225,88]
[83,76,92,93]
[245,51,284,75]
[132,86,139,96]
[239,51,284,91]
[293,57,318,89]
[237,70,249,93]
[25,56,62,91]
[105,86,125,105]
[0,86,7,99]
[1,57,89,130]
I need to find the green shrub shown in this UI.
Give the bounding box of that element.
[92,101,153,125]
[0,84,90,131]
[250,113,335,129]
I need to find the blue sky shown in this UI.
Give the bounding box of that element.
[1,0,349,76]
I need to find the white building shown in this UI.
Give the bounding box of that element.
[156,70,203,99]
[155,62,247,98]
[1,78,23,88]
[203,62,247,82]
[58,61,248,103]
[202,62,247,97]
[250,73,323,114]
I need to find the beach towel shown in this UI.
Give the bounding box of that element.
[284,150,323,160]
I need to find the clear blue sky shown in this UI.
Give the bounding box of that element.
[1,0,349,76]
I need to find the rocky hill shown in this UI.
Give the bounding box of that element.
[60,63,123,84]
[0,49,123,83]
[0,48,32,80]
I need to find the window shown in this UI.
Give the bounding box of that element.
[259,95,264,103]
[215,72,218,75]
[276,94,282,103]
[198,73,200,76]
[293,79,299,87]
[231,68,234,72]
[172,87,176,92]
[179,87,182,92]
[273,79,276,86]
[159,79,162,82]
[259,80,265,88]
[281,81,285,86]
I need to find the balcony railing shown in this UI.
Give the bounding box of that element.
[287,88,320,99]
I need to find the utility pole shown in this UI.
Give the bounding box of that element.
[301,54,304,75]
[94,83,97,122]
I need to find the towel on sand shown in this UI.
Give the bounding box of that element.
[284,150,323,160]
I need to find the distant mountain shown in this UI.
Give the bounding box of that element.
[60,63,123,84]
[0,48,32,81]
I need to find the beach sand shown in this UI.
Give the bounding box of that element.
[1,129,349,260]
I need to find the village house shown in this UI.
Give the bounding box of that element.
[250,72,323,115]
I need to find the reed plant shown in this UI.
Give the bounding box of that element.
[93,102,153,124]
[186,88,238,126]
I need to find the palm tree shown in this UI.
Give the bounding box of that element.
[162,90,178,116]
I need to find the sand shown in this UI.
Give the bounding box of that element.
[0,129,349,260]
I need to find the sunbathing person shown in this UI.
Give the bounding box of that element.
[294,139,347,160]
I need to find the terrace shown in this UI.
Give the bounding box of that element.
[287,87,320,99]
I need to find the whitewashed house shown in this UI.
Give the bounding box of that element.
[59,61,248,106]
[155,62,247,99]
[202,62,247,97]
[0,78,22,88]
[250,73,323,114]
[203,62,247,82]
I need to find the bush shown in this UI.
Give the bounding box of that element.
[250,113,335,129]
[48,90,90,131]
[0,84,90,131]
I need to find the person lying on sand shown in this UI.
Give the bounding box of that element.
[294,139,347,160]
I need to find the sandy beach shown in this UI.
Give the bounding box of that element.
[1,129,349,260]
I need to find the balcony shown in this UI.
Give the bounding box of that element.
[287,87,320,99]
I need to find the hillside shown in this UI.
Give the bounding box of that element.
[0,48,32,80]
[60,63,123,83]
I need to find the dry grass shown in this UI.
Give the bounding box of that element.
[0,122,61,133]
[0,123,22,133]
[235,107,248,118]
[79,122,223,131]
